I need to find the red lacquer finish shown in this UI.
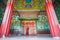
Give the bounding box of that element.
[45,0,60,37]
[1,0,14,37]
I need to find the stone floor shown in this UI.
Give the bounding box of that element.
[0,34,60,40]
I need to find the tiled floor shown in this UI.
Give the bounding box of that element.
[0,34,60,40]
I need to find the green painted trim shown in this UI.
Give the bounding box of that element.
[19,18,38,21]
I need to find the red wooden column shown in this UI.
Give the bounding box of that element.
[1,0,14,37]
[45,0,60,37]
[0,25,1,37]
[25,21,29,35]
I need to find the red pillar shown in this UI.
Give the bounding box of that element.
[26,25,29,35]
[0,25,1,37]
[45,0,60,37]
[26,22,29,35]
[1,0,14,37]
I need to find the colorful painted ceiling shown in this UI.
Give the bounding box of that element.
[14,0,45,10]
